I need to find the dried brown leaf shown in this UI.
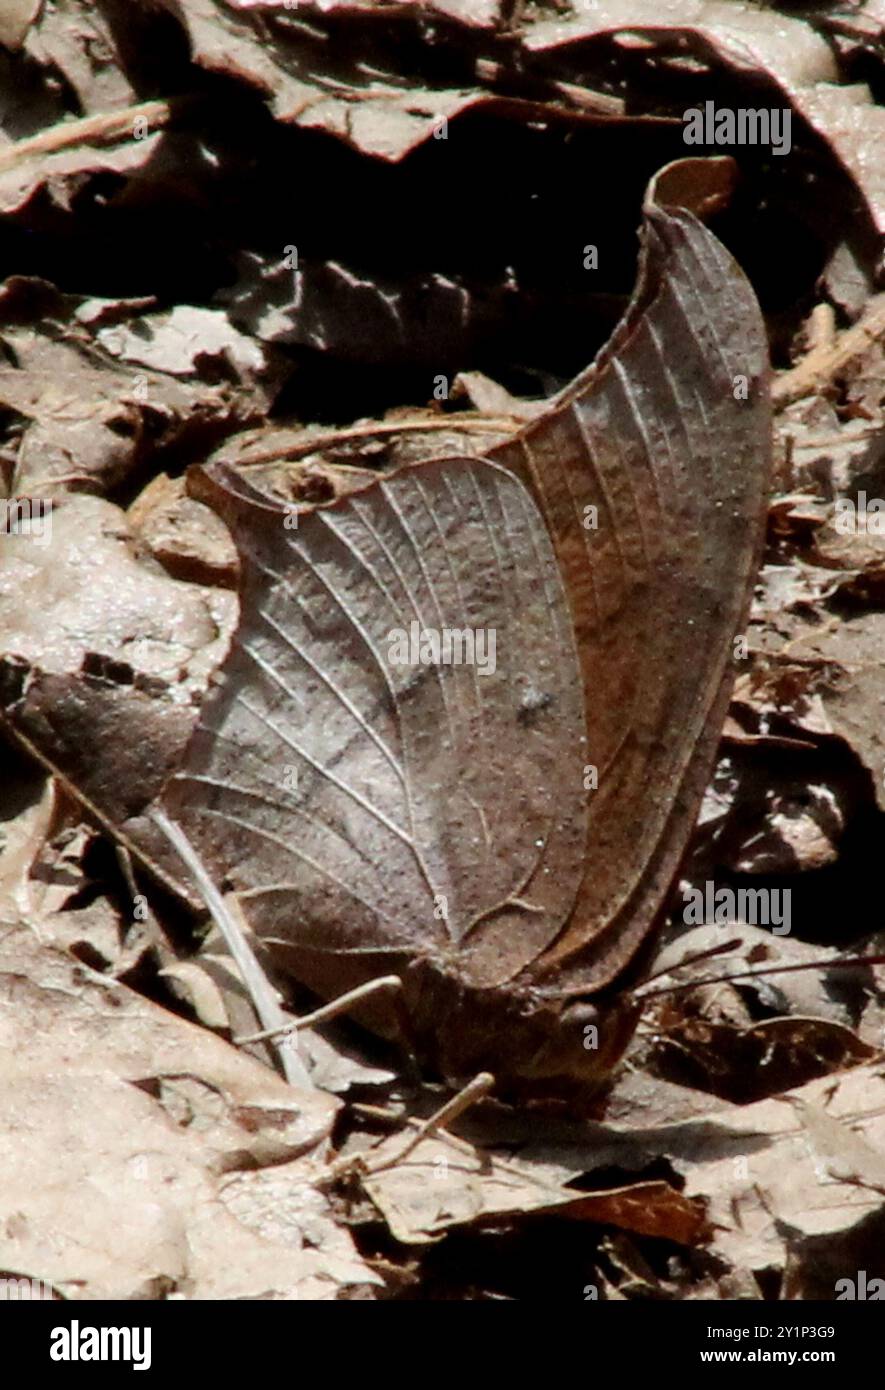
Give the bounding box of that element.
[0,924,363,1299]
[356,1129,707,1246]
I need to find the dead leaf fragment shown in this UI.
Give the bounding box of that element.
[355,1129,706,1246]
[0,924,367,1299]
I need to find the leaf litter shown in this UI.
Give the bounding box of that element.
[0,0,884,1302]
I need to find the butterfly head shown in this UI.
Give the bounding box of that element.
[500,991,644,1099]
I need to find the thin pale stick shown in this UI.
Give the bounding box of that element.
[350,1101,483,1161]
[231,416,519,468]
[149,806,312,1089]
[363,1071,495,1175]
[0,99,176,172]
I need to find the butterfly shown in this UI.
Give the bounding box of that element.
[157,158,771,1096]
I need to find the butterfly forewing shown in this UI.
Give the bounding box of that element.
[490,202,771,993]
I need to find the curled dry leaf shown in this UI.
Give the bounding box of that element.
[150,0,622,162]
[526,0,885,232]
[651,923,871,1032]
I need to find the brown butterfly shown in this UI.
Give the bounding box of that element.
[152,157,771,1097]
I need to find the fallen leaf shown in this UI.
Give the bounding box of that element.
[0,924,369,1299]
[0,492,236,823]
[353,1129,707,1246]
